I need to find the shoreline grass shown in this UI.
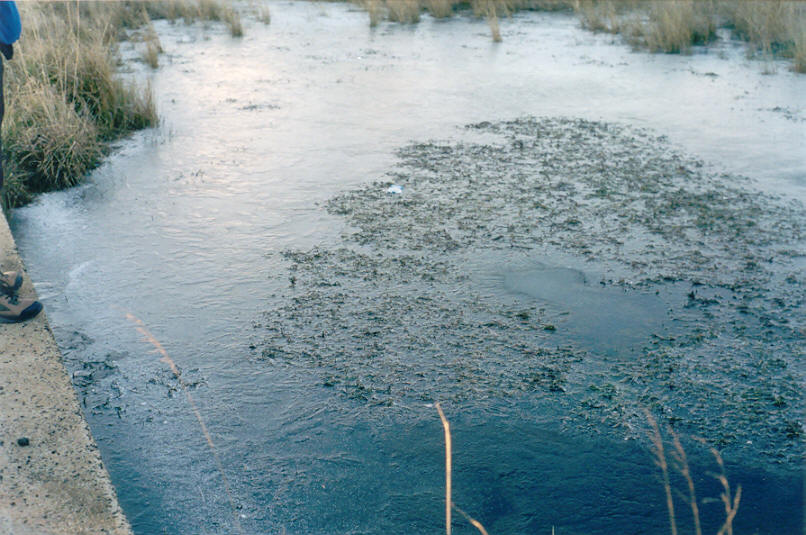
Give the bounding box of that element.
[356,0,806,71]
[2,2,156,210]
[1,0,241,212]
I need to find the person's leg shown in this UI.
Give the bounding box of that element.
[1,55,4,192]
[0,56,42,322]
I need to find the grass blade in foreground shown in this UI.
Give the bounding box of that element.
[125,311,244,535]
[435,403,490,535]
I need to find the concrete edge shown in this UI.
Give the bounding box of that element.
[0,212,134,535]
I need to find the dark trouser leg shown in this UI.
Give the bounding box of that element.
[1,58,4,192]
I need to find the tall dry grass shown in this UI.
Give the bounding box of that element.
[574,0,804,68]
[575,0,624,33]
[794,30,806,73]
[483,0,503,42]
[629,1,717,53]
[367,0,384,27]
[427,0,455,19]
[352,0,805,71]
[2,2,156,208]
[133,0,243,30]
[721,0,806,70]
[576,0,718,52]
[253,1,272,25]
[142,26,164,69]
[1,0,243,210]
[387,0,422,24]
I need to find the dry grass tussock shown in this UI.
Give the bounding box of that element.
[2,2,155,209]
[354,0,806,71]
[253,1,272,25]
[575,0,718,52]
[388,0,422,23]
[582,0,806,68]
[638,1,718,53]
[1,1,242,210]
[721,0,806,69]
[119,0,243,33]
[142,24,164,68]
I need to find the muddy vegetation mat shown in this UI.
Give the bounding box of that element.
[260,117,805,468]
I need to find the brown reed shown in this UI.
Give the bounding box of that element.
[646,412,743,535]
[435,403,490,535]
[671,430,702,535]
[646,410,678,535]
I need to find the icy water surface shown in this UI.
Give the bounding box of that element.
[9,3,805,534]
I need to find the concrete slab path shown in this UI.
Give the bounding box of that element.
[0,213,132,535]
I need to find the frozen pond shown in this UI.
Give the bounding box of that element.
[10,2,805,534]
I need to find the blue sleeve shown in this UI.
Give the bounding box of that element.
[0,1,21,45]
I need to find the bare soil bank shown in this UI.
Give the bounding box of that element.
[262,116,804,468]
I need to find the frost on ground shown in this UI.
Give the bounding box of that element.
[261,117,805,467]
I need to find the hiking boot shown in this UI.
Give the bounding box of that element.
[1,271,23,296]
[0,294,42,322]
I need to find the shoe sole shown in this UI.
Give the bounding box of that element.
[0,301,43,323]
